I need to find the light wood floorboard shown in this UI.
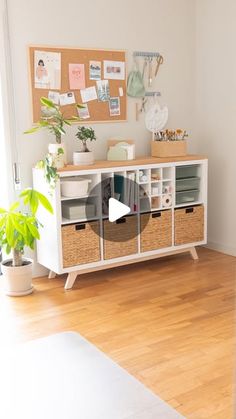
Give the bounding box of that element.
[0,247,235,418]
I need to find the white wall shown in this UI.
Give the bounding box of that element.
[6,0,196,275]
[195,0,236,256]
[8,0,196,184]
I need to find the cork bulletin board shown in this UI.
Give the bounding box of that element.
[28,45,127,123]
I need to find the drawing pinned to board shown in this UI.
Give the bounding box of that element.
[69,63,85,90]
[80,86,98,103]
[59,92,76,106]
[103,60,125,80]
[34,50,61,89]
[89,61,101,80]
[77,103,90,119]
[48,91,60,105]
[109,97,120,116]
[96,80,110,102]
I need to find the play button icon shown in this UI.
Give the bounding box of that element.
[85,175,151,242]
[108,198,130,222]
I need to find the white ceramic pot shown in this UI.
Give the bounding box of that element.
[73,151,94,166]
[48,143,66,169]
[1,258,33,296]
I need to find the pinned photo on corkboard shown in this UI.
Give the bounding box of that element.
[109,97,120,116]
[103,60,125,80]
[89,61,101,80]
[96,80,110,102]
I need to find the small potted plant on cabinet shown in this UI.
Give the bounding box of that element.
[24,97,83,169]
[0,189,53,296]
[73,126,96,165]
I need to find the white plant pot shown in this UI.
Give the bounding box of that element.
[48,143,66,169]
[1,258,33,297]
[73,151,94,166]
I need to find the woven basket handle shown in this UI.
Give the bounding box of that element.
[185,208,194,214]
[75,224,86,230]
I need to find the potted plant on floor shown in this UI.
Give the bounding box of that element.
[73,126,96,165]
[0,188,53,296]
[24,97,83,169]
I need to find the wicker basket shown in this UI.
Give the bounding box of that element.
[174,205,204,245]
[103,215,138,260]
[140,210,172,252]
[62,221,100,268]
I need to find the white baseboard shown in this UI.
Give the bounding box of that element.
[33,262,49,278]
[206,241,236,257]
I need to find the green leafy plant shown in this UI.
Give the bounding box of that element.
[76,126,96,152]
[0,189,53,267]
[36,153,60,191]
[24,97,83,144]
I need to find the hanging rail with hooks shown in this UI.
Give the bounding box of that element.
[144,92,161,97]
[133,51,160,58]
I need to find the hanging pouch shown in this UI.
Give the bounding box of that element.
[127,62,145,98]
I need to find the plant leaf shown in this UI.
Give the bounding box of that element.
[5,215,15,247]
[26,220,40,240]
[9,201,20,212]
[22,189,38,215]
[76,103,85,109]
[33,191,53,214]
[24,126,41,134]
[11,215,25,236]
[40,97,56,109]
[64,120,72,126]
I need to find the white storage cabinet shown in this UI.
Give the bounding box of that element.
[33,155,208,289]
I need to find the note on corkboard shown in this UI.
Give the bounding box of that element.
[28,45,127,123]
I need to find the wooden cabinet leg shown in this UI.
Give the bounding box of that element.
[48,270,56,279]
[65,272,78,290]
[190,247,199,261]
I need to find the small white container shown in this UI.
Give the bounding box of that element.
[151,186,160,195]
[61,177,91,198]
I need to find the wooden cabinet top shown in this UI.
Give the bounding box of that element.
[58,155,207,172]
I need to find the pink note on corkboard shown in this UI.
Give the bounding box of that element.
[69,63,85,90]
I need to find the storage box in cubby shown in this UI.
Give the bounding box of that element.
[176,177,200,192]
[176,190,199,205]
[140,210,172,252]
[62,200,96,220]
[61,177,91,198]
[62,221,100,267]
[176,165,200,179]
[174,205,204,245]
[103,215,138,260]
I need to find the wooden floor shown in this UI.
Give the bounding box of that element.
[0,247,235,418]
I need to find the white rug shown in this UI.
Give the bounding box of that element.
[0,332,184,419]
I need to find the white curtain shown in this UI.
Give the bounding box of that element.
[0,81,9,208]
[0,0,16,208]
